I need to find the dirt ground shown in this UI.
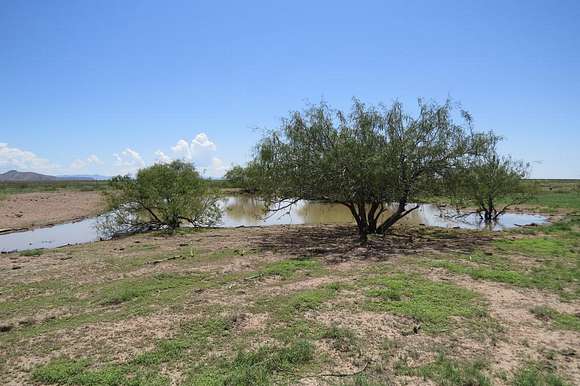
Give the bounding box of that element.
[0,191,105,231]
[0,220,578,385]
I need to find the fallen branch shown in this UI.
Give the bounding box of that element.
[146,255,182,265]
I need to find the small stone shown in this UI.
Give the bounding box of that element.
[0,325,13,333]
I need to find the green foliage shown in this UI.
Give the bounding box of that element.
[396,353,491,386]
[101,160,221,236]
[251,98,485,239]
[224,164,258,192]
[363,274,488,332]
[512,363,571,386]
[530,306,580,331]
[447,132,532,221]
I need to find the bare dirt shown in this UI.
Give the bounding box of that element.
[0,191,105,231]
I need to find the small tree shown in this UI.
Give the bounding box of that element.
[448,133,532,222]
[100,161,221,236]
[224,164,258,193]
[251,98,485,241]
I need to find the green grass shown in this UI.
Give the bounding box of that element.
[362,274,489,333]
[256,257,324,280]
[32,358,169,386]
[512,362,571,386]
[530,306,580,331]
[320,324,359,352]
[494,237,577,259]
[428,235,580,299]
[19,248,43,257]
[261,285,340,321]
[186,340,314,385]
[0,180,108,196]
[396,353,491,386]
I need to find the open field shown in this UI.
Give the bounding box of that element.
[0,191,105,231]
[0,186,578,385]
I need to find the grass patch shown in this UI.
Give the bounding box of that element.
[187,340,314,385]
[530,306,580,331]
[494,237,577,259]
[257,257,324,280]
[396,353,491,386]
[429,246,579,299]
[259,285,340,321]
[512,362,571,386]
[32,358,169,386]
[363,274,489,333]
[19,248,43,257]
[98,272,215,305]
[320,324,359,352]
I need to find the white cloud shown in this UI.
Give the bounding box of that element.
[113,148,145,175]
[70,154,103,171]
[0,143,57,173]
[154,150,171,164]
[195,157,228,178]
[170,133,216,162]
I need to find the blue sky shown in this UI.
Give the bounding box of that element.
[1,0,579,178]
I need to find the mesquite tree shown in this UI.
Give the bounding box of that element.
[100,161,221,236]
[251,98,485,241]
[448,133,532,222]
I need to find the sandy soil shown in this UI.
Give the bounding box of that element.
[0,191,105,231]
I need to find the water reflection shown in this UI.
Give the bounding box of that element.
[221,196,548,231]
[0,195,548,252]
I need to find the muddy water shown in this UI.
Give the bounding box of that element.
[0,195,548,252]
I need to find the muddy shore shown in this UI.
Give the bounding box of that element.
[0,191,105,232]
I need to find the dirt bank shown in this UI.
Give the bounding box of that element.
[0,191,105,231]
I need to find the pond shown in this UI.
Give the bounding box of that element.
[0,195,548,252]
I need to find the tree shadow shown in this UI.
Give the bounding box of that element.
[253,224,495,263]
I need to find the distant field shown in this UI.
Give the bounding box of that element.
[0,180,109,197]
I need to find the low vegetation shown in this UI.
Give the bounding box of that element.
[0,163,578,385]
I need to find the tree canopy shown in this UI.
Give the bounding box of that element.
[100,161,221,236]
[250,98,487,240]
[447,133,532,221]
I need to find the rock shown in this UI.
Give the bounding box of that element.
[0,325,13,333]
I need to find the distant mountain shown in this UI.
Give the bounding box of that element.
[0,170,110,182]
[57,174,110,181]
[0,170,59,182]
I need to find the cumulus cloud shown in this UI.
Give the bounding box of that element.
[70,154,103,171]
[0,143,57,173]
[154,150,171,164]
[113,148,145,175]
[207,157,228,178]
[170,133,217,161]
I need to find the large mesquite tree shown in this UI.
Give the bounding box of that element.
[251,98,486,240]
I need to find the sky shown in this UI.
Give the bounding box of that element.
[0,0,579,178]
